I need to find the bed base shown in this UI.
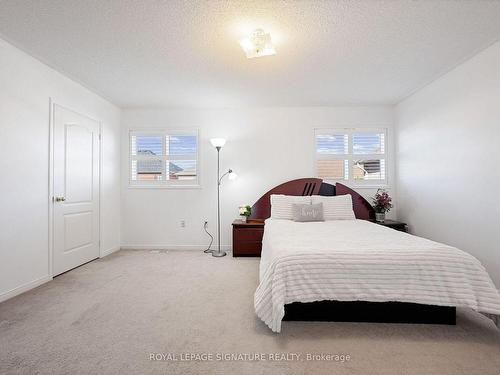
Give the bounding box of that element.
[283,301,456,325]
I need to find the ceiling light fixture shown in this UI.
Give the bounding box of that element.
[239,28,276,59]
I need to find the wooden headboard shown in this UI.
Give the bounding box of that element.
[249,178,375,221]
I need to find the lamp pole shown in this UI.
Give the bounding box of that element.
[213,146,226,257]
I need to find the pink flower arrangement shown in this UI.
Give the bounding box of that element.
[372,189,393,213]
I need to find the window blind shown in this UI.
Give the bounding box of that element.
[315,129,387,185]
[130,130,199,187]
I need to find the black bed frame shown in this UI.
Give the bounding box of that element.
[250,178,457,326]
[283,301,456,325]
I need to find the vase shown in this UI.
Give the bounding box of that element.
[375,212,385,223]
[240,216,247,223]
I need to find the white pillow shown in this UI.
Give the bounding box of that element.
[311,194,356,220]
[270,195,312,220]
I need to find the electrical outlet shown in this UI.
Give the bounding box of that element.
[180,220,186,228]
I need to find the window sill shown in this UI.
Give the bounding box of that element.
[128,184,201,189]
[323,180,390,190]
[350,184,391,189]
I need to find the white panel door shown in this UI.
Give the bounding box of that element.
[53,105,100,276]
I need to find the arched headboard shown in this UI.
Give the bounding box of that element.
[249,178,375,221]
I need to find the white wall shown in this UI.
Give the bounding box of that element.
[121,107,395,250]
[396,40,500,288]
[0,38,121,301]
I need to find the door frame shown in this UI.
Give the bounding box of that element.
[48,98,102,277]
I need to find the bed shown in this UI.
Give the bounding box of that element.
[251,178,500,333]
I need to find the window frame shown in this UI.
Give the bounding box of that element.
[128,128,200,189]
[314,127,389,188]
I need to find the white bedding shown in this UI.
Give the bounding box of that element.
[254,219,500,332]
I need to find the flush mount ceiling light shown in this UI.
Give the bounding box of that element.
[239,28,276,59]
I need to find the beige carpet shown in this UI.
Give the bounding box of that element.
[0,250,499,375]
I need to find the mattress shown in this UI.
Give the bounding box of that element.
[254,219,500,332]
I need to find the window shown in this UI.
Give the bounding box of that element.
[315,128,387,185]
[129,130,199,187]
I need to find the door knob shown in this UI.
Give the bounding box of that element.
[55,197,66,202]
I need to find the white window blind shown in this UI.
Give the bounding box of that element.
[315,128,387,185]
[129,129,199,187]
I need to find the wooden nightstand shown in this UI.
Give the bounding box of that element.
[232,219,265,257]
[372,219,408,232]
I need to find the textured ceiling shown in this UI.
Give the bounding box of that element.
[1,0,500,108]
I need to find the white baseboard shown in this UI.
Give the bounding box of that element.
[100,245,121,258]
[120,244,231,251]
[0,275,52,303]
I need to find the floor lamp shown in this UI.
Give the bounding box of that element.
[210,138,237,257]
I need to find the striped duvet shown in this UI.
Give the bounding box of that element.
[254,219,500,333]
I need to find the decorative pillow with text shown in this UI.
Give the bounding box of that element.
[292,203,324,222]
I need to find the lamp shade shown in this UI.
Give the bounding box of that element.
[210,138,226,148]
[228,171,238,180]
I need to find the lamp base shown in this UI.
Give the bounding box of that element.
[211,250,227,257]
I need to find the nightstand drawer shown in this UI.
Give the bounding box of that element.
[233,228,264,242]
[234,241,262,255]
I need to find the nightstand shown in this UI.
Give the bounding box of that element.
[232,219,265,257]
[372,219,408,232]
